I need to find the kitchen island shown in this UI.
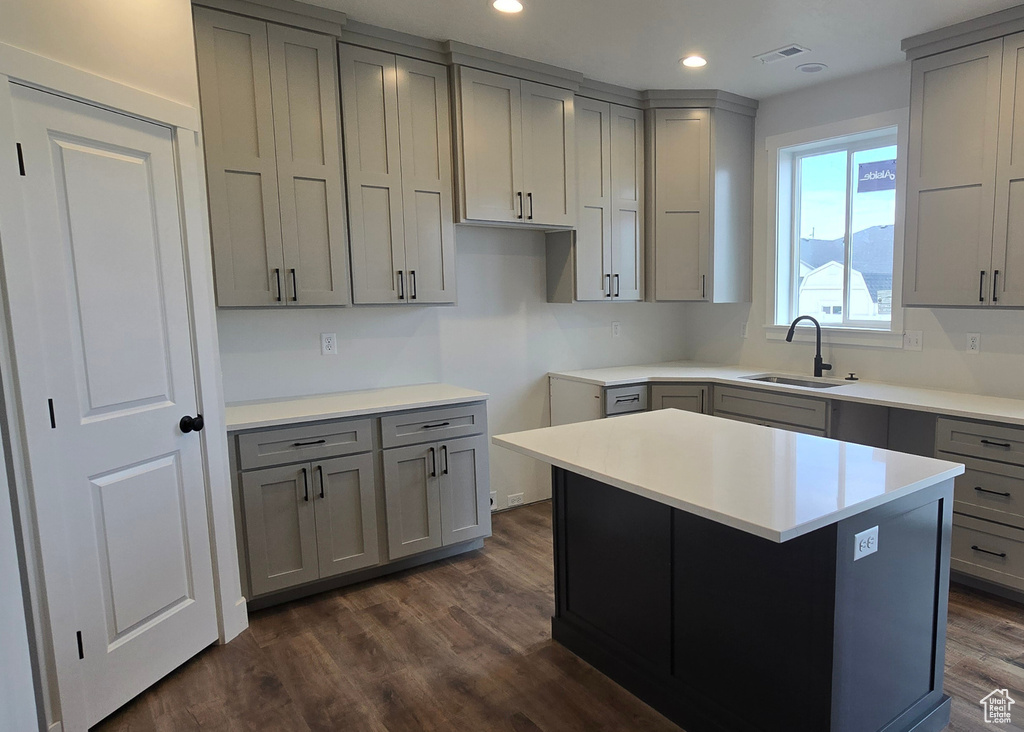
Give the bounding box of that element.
[494,409,965,732]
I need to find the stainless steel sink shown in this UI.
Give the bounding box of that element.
[743,373,850,389]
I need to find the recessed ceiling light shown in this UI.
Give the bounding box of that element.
[797,62,828,73]
[492,0,523,13]
[682,55,707,69]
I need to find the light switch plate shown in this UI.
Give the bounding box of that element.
[320,332,337,356]
[903,330,922,351]
[854,526,879,561]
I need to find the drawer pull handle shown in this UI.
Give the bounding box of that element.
[980,439,1012,449]
[975,486,1012,497]
[422,422,451,430]
[971,545,1007,559]
[293,439,327,447]
[615,395,640,403]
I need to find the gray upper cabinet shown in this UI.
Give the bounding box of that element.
[646,107,753,303]
[439,435,491,546]
[340,45,456,305]
[904,40,1003,307]
[547,99,643,302]
[314,453,379,579]
[455,66,575,227]
[382,443,444,560]
[993,31,1024,307]
[195,8,350,307]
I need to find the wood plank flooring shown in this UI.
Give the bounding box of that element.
[95,501,1024,731]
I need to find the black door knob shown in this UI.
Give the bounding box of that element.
[180,414,205,433]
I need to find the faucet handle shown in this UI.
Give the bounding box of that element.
[822,362,833,372]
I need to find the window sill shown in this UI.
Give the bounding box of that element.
[765,325,905,350]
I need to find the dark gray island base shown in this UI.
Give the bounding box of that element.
[551,467,955,732]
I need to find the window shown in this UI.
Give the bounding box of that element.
[774,125,899,331]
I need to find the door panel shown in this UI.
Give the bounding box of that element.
[994,32,1024,306]
[610,104,644,301]
[11,84,218,727]
[904,40,1002,306]
[521,80,575,227]
[194,9,285,306]
[268,25,350,306]
[653,109,710,300]
[382,443,443,559]
[650,384,707,414]
[397,56,456,303]
[459,67,523,222]
[314,453,380,578]
[242,464,319,596]
[340,44,407,303]
[439,435,491,546]
[574,98,613,301]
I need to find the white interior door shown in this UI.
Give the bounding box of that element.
[10,83,218,728]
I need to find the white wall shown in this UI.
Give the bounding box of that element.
[218,226,690,506]
[686,61,1024,400]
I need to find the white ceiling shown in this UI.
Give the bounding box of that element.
[305,0,1022,99]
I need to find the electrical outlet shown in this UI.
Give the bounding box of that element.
[508,492,525,507]
[854,526,879,561]
[741,322,748,339]
[611,322,621,338]
[320,333,338,356]
[967,333,981,354]
[489,491,497,512]
[903,330,923,351]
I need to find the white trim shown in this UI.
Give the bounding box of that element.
[765,108,909,342]
[764,325,906,350]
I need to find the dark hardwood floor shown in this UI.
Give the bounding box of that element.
[95,501,1024,731]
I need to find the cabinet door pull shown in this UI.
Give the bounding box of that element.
[517,192,524,219]
[274,268,282,302]
[614,274,620,297]
[701,274,706,299]
[410,270,417,300]
[527,192,534,220]
[981,439,1012,449]
[441,445,449,475]
[421,421,450,429]
[292,439,326,447]
[979,270,986,303]
[429,447,437,477]
[605,274,612,298]
[993,269,1000,303]
[971,545,1007,558]
[317,464,325,499]
[290,268,298,302]
[975,486,1012,497]
[301,467,309,502]
[397,270,405,300]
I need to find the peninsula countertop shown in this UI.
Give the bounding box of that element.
[225,383,489,431]
[493,409,964,542]
[548,361,1024,427]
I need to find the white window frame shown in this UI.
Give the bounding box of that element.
[766,109,908,349]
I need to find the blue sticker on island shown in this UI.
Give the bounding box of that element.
[858,159,896,192]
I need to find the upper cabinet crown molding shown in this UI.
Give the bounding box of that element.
[640,89,758,117]
[341,20,449,65]
[444,41,583,91]
[903,4,1024,60]
[191,0,346,36]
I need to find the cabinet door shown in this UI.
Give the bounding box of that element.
[313,454,380,579]
[521,81,576,227]
[339,44,407,304]
[439,435,491,546]
[610,104,644,301]
[268,26,350,306]
[994,32,1024,307]
[459,68,523,223]
[397,57,457,304]
[194,9,285,307]
[574,98,613,301]
[650,384,707,414]
[382,443,443,560]
[652,108,710,301]
[241,464,319,596]
[904,40,1002,306]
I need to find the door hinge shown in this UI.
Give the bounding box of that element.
[48,399,55,429]
[16,143,25,176]
[76,630,84,659]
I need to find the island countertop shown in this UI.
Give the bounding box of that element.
[493,408,964,542]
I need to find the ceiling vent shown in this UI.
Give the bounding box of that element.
[754,44,811,64]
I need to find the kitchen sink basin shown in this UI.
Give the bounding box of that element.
[743,373,850,389]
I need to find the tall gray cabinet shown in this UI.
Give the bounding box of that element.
[194,8,350,306]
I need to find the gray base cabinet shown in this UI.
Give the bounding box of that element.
[315,454,380,579]
[650,384,708,414]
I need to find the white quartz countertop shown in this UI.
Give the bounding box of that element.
[225,383,488,431]
[493,409,964,542]
[550,361,1024,426]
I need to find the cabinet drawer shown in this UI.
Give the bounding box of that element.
[952,514,1024,591]
[713,386,828,432]
[936,417,1024,465]
[953,457,1024,529]
[380,402,487,448]
[604,384,649,416]
[713,412,826,437]
[238,418,373,470]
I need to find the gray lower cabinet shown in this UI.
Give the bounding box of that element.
[650,384,708,414]
[314,453,380,579]
[383,434,491,560]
